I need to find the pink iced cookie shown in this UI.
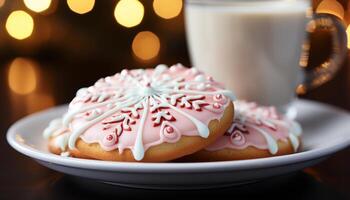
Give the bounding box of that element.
[43,64,235,162]
[187,101,302,161]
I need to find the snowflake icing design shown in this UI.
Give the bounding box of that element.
[61,64,235,160]
[221,101,301,154]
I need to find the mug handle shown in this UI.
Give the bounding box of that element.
[298,13,347,93]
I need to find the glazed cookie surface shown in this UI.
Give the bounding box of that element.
[186,101,302,162]
[44,64,235,162]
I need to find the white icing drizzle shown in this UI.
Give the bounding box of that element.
[68,96,142,149]
[266,119,302,152]
[159,88,235,101]
[97,93,111,103]
[250,125,279,154]
[43,118,64,139]
[45,65,235,160]
[233,101,302,154]
[290,121,302,137]
[54,133,69,151]
[60,151,70,157]
[194,74,206,82]
[155,96,210,138]
[63,99,118,126]
[288,121,303,151]
[153,64,168,78]
[133,98,149,161]
[288,133,299,152]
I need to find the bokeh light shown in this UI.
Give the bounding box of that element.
[132,31,160,61]
[316,0,344,20]
[24,0,51,13]
[346,25,350,49]
[67,0,95,14]
[296,84,307,95]
[0,0,5,8]
[8,58,37,95]
[114,0,144,28]
[153,0,182,19]
[5,10,34,40]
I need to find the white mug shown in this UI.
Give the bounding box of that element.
[185,0,347,117]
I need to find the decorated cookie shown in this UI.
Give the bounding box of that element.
[44,64,235,162]
[186,101,302,161]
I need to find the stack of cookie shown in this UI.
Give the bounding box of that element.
[43,64,302,162]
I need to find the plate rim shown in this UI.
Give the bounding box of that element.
[6,100,350,173]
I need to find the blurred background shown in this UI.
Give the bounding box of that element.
[0,0,350,197]
[0,0,349,121]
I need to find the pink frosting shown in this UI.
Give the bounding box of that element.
[61,64,234,159]
[205,101,302,153]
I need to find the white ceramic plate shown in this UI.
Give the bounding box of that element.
[7,100,350,189]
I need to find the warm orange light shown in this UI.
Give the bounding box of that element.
[114,0,144,28]
[153,0,182,19]
[132,31,160,61]
[296,84,307,95]
[67,0,95,14]
[306,7,313,18]
[347,25,350,49]
[0,0,5,8]
[24,0,51,13]
[316,0,344,20]
[8,58,37,95]
[5,10,34,40]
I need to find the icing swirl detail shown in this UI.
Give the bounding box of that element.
[228,123,248,146]
[160,122,181,143]
[206,101,302,154]
[43,64,235,160]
